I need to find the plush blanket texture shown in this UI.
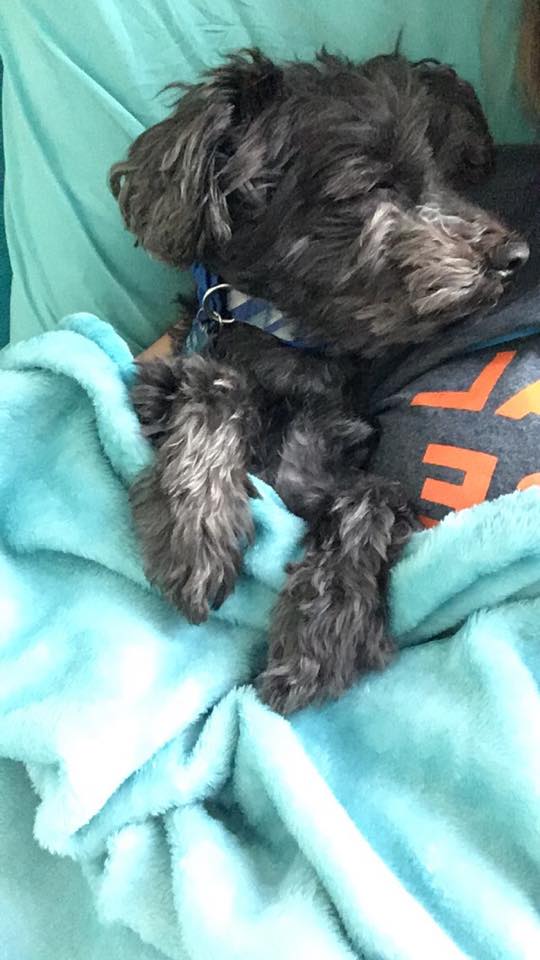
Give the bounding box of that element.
[0,316,538,960]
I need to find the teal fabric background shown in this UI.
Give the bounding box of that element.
[0,0,535,349]
[0,4,537,956]
[0,59,10,347]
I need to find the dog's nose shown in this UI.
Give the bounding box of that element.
[489,239,530,275]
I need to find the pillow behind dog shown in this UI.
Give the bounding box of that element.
[0,0,534,349]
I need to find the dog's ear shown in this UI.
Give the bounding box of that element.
[412,59,495,187]
[109,49,283,265]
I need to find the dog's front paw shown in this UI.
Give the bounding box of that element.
[131,466,255,623]
[130,353,257,623]
[256,553,395,714]
[257,478,416,714]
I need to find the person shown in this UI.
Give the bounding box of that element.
[519,0,540,116]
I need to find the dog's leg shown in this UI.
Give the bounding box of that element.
[258,466,415,714]
[131,354,257,623]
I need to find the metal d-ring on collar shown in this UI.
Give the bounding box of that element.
[198,282,235,325]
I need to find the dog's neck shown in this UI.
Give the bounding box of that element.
[188,263,324,354]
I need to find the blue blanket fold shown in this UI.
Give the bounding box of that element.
[0,316,538,960]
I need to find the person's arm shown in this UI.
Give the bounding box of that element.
[136,306,193,362]
[136,330,174,363]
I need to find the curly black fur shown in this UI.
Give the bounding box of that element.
[111,50,528,713]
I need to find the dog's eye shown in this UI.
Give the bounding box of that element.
[375,180,395,193]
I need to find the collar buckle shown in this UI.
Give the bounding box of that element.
[198,283,235,325]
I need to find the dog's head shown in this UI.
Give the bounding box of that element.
[111,49,528,356]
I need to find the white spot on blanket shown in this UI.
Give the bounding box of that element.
[0,597,19,638]
[116,642,160,698]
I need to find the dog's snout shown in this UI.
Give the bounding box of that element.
[489,239,530,275]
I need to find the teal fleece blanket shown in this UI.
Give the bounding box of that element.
[0,316,539,960]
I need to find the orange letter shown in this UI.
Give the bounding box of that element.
[411,351,516,411]
[420,444,498,511]
[517,473,540,491]
[418,515,439,529]
[496,381,540,419]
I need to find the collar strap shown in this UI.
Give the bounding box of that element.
[188,262,325,354]
[192,264,231,322]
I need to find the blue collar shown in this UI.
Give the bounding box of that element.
[186,263,324,354]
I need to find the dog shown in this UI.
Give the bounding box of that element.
[110,49,528,714]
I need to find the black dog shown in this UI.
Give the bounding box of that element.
[110,50,527,713]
